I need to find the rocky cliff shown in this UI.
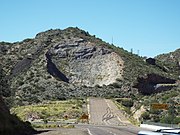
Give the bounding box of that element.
[134,74,176,95]
[48,38,123,86]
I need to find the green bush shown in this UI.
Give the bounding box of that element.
[160,115,174,124]
[141,112,150,120]
[174,117,180,124]
[117,99,134,107]
[110,82,122,88]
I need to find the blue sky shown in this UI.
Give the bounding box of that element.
[0,0,180,57]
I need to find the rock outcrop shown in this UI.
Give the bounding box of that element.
[155,48,180,77]
[46,51,69,83]
[0,96,36,135]
[49,38,124,86]
[134,74,176,95]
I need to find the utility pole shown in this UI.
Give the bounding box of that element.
[137,50,140,56]
[131,48,133,54]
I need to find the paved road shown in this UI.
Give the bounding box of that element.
[77,124,142,135]
[36,128,89,135]
[88,97,130,125]
[36,98,142,135]
[37,124,142,135]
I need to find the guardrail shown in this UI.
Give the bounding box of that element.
[142,121,180,128]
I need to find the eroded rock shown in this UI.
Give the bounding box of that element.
[134,74,176,95]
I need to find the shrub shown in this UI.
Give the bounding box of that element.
[110,82,122,88]
[121,99,134,107]
[141,112,150,120]
[160,115,174,124]
[174,117,180,124]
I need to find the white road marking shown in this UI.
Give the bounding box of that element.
[87,98,91,123]
[87,128,93,135]
[105,99,123,124]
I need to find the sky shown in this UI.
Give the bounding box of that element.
[0,0,180,57]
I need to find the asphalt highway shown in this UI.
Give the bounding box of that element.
[37,98,142,135]
[88,97,131,125]
[77,124,142,135]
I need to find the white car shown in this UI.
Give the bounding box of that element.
[138,129,180,135]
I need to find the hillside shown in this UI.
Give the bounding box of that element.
[155,49,180,78]
[0,27,179,106]
[0,65,36,135]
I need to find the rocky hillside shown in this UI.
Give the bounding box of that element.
[155,49,180,78]
[0,66,36,135]
[0,27,179,105]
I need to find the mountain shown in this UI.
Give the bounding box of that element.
[0,27,179,106]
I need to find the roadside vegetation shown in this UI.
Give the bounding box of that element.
[11,99,87,128]
[114,86,180,125]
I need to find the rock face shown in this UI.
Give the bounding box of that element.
[11,58,32,76]
[50,39,124,86]
[146,58,156,65]
[46,51,69,83]
[134,74,176,95]
[0,96,36,135]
